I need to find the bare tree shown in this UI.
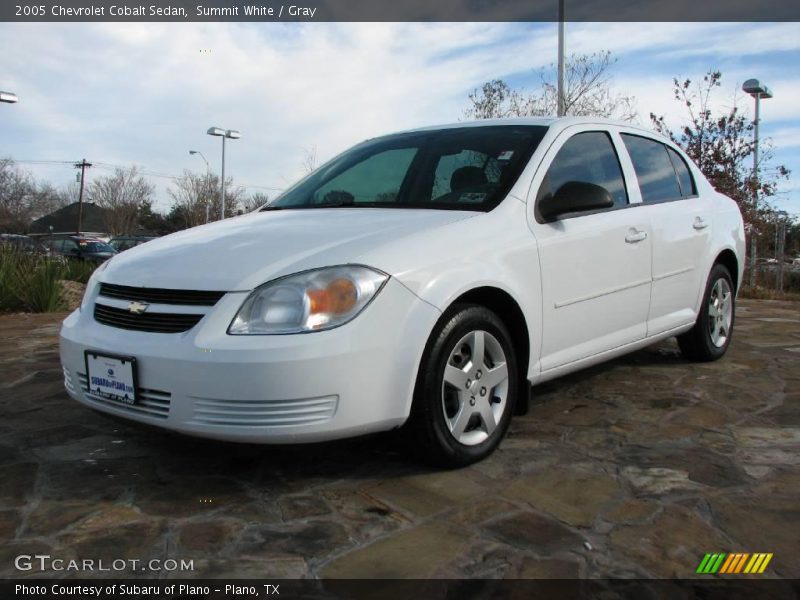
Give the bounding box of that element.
[650,71,789,229]
[168,170,211,229]
[27,182,70,221]
[88,166,155,235]
[240,192,269,213]
[302,145,318,174]
[58,181,82,206]
[465,51,637,121]
[0,159,34,232]
[168,170,244,229]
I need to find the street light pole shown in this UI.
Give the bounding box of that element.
[0,91,18,104]
[557,0,566,117]
[221,136,227,220]
[207,127,241,221]
[742,78,773,289]
[189,150,210,223]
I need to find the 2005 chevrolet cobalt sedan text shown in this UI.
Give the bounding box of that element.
[60,117,745,465]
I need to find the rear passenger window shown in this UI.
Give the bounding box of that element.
[667,147,696,197]
[537,131,628,210]
[621,134,682,203]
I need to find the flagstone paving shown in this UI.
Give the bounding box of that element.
[0,300,798,579]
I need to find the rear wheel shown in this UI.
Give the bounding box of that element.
[405,305,518,467]
[677,263,735,362]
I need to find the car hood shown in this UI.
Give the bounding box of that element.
[102,208,478,291]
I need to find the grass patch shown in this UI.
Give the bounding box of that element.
[739,285,800,301]
[63,258,97,284]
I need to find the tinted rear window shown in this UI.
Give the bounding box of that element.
[667,147,696,197]
[621,134,682,203]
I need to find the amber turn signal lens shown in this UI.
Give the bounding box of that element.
[307,278,358,315]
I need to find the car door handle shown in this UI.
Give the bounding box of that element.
[693,217,709,230]
[625,230,648,244]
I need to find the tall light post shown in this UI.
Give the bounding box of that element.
[189,150,210,223]
[206,127,240,220]
[557,0,566,116]
[0,91,18,104]
[742,78,773,288]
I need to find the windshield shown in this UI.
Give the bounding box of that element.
[80,241,115,253]
[267,125,547,211]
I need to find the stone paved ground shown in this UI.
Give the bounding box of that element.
[0,300,798,580]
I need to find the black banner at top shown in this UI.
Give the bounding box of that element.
[3,0,800,22]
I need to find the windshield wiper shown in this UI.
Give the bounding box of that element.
[260,205,289,211]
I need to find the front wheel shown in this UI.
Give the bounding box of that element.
[405,305,518,467]
[677,263,735,362]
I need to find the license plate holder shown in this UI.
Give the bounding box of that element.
[85,351,137,405]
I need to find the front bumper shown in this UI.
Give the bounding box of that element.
[59,278,440,443]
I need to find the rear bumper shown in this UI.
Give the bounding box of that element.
[59,278,440,443]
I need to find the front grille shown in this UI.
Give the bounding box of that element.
[190,395,338,427]
[94,304,203,333]
[78,372,171,419]
[98,283,225,306]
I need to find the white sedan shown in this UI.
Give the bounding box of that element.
[60,117,744,466]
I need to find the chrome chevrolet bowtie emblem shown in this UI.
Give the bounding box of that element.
[127,301,150,314]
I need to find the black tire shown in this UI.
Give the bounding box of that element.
[404,304,518,467]
[677,263,736,362]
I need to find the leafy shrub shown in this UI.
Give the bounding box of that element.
[0,246,71,312]
[63,258,97,284]
[0,246,24,311]
[17,259,66,312]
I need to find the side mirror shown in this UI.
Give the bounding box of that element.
[539,181,615,221]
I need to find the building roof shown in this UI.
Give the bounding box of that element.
[29,202,109,235]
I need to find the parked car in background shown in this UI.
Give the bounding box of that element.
[109,236,156,253]
[0,233,48,256]
[48,236,117,264]
[60,117,744,466]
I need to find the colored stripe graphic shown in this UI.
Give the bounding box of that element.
[720,553,738,573]
[696,553,712,573]
[758,554,773,573]
[705,552,774,574]
[720,553,736,573]
[697,553,726,574]
[735,553,750,573]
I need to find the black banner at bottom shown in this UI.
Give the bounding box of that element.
[2,579,799,600]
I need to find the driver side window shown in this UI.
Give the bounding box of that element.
[537,131,628,210]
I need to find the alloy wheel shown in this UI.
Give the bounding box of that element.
[441,329,509,446]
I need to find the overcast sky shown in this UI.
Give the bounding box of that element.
[1,21,798,216]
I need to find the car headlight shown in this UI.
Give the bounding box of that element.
[228,265,389,335]
[80,259,111,312]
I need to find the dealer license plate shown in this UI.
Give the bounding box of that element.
[85,352,137,405]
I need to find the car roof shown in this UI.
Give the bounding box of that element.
[391,116,663,139]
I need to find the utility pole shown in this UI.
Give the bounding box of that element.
[74,159,92,234]
[557,0,566,117]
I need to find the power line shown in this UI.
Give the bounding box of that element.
[11,158,285,192]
